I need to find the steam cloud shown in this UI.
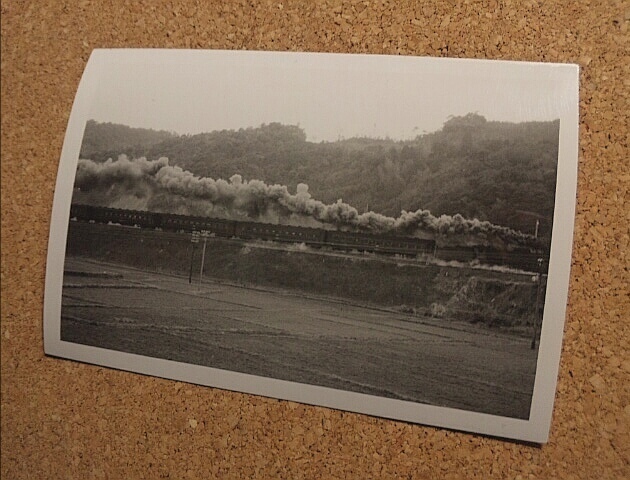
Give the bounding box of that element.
[74,155,535,244]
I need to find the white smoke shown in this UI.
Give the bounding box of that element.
[73,155,535,244]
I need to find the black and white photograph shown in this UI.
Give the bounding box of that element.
[44,49,579,443]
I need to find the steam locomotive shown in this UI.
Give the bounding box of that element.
[69,204,547,271]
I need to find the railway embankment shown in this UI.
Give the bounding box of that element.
[65,221,541,334]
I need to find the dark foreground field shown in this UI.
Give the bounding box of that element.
[61,257,538,419]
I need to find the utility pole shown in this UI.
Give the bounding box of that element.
[199,230,209,284]
[531,258,545,349]
[189,230,200,284]
[514,210,545,239]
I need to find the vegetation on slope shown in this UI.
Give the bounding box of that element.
[80,114,559,242]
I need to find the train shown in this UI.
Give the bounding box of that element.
[69,204,548,272]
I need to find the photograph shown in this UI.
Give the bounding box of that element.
[44,49,579,443]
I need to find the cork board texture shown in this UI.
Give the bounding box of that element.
[1,1,628,478]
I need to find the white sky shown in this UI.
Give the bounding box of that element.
[85,49,576,141]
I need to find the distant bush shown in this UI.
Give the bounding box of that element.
[398,305,417,314]
[430,303,447,318]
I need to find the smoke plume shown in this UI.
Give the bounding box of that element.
[73,155,535,244]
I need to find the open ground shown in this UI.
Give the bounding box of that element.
[61,256,538,419]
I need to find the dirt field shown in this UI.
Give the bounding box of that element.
[61,257,538,419]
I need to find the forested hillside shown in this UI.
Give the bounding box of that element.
[80,120,177,158]
[80,115,559,240]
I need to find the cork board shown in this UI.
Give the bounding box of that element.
[1,1,628,478]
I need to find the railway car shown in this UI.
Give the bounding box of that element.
[233,221,327,245]
[159,212,237,237]
[204,217,237,237]
[375,235,435,256]
[433,244,546,272]
[156,212,193,231]
[70,204,157,228]
[325,230,434,257]
[433,246,477,263]
[69,203,92,221]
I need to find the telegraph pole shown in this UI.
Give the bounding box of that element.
[199,230,209,284]
[189,230,200,284]
[531,258,545,349]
